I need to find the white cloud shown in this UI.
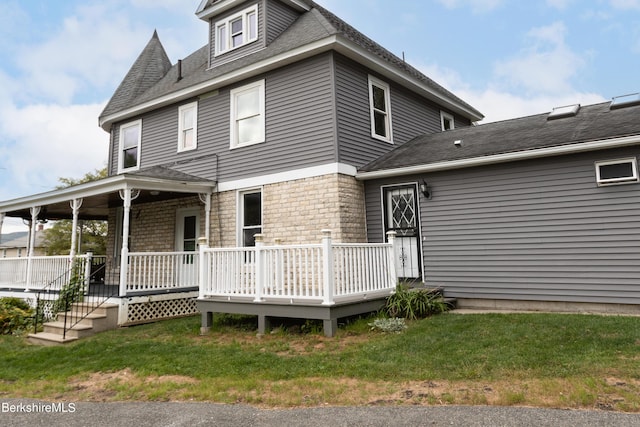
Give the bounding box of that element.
[610,0,640,9]
[0,102,108,198]
[436,0,503,13]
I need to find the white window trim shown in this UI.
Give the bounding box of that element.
[178,102,198,152]
[595,157,639,186]
[118,119,142,173]
[368,75,393,143]
[236,188,263,246]
[214,4,259,57]
[230,79,265,149]
[440,111,455,131]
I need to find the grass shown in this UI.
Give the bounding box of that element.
[1,312,639,411]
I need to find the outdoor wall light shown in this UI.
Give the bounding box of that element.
[419,180,432,199]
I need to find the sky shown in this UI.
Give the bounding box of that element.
[0,0,639,232]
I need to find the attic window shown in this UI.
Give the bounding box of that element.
[215,5,258,56]
[548,104,580,120]
[610,93,640,110]
[595,158,639,186]
[440,111,455,131]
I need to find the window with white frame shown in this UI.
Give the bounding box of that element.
[178,102,198,152]
[595,158,639,186]
[230,80,265,148]
[368,75,392,142]
[239,190,262,247]
[215,4,258,56]
[441,111,455,131]
[119,119,141,172]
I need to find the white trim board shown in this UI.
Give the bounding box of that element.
[216,162,357,192]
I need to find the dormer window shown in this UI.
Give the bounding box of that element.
[215,5,258,56]
[441,111,455,131]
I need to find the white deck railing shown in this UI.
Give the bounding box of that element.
[199,230,398,305]
[0,254,90,290]
[124,252,199,294]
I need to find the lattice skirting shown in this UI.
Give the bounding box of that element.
[24,297,56,321]
[124,294,199,325]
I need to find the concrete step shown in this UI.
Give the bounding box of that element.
[43,321,95,339]
[27,332,78,346]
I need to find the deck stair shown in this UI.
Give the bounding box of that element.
[28,302,119,346]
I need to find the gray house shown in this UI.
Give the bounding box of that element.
[359,98,640,313]
[0,0,482,335]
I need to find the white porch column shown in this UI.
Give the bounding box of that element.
[69,198,83,261]
[198,237,208,299]
[25,206,41,291]
[321,229,335,306]
[118,189,139,297]
[199,193,212,246]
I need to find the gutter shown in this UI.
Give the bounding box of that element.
[356,134,640,180]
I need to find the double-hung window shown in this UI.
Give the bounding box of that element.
[119,119,141,172]
[215,5,258,56]
[178,102,198,152]
[368,75,393,142]
[230,80,265,148]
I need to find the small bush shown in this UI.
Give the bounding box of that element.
[0,297,34,335]
[382,284,450,320]
[369,317,407,333]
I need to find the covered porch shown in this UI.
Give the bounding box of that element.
[0,167,216,325]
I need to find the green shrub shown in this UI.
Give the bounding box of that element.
[0,297,34,335]
[52,261,85,315]
[382,284,450,320]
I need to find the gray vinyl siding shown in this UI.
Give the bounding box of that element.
[334,54,468,168]
[365,147,640,304]
[109,53,336,182]
[209,1,266,68]
[265,0,300,44]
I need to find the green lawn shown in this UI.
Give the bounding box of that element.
[1,312,639,410]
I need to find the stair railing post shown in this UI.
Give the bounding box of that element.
[321,230,335,305]
[84,252,93,293]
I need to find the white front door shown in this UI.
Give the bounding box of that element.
[384,185,421,279]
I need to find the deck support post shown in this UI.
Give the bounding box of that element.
[257,315,271,335]
[321,229,335,305]
[253,234,265,302]
[323,318,338,337]
[200,311,213,335]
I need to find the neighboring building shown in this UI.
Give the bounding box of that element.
[0,230,46,258]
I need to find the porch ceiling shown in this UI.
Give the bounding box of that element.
[0,169,216,221]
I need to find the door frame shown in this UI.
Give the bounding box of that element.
[380,182,424,280]
[175,207,200,252]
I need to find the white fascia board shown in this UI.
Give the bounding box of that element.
[332,38,484,122]
[217,162,357,192]
[0,175,215,213]
[99,36,338,131]
[356,135,640,180]
[197,0,310,20]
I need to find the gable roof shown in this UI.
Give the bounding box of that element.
[99,1,482,130]
[358,101,640,179]
[100,30,172,119]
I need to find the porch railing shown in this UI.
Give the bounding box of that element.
[199,230,398,305]
[124,252,199,294]
[0,255,89,290]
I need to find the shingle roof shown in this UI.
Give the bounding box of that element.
[100,30,172,118]
[99,1,482,125]
[127,165,214,183]
[359,101,640,173]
